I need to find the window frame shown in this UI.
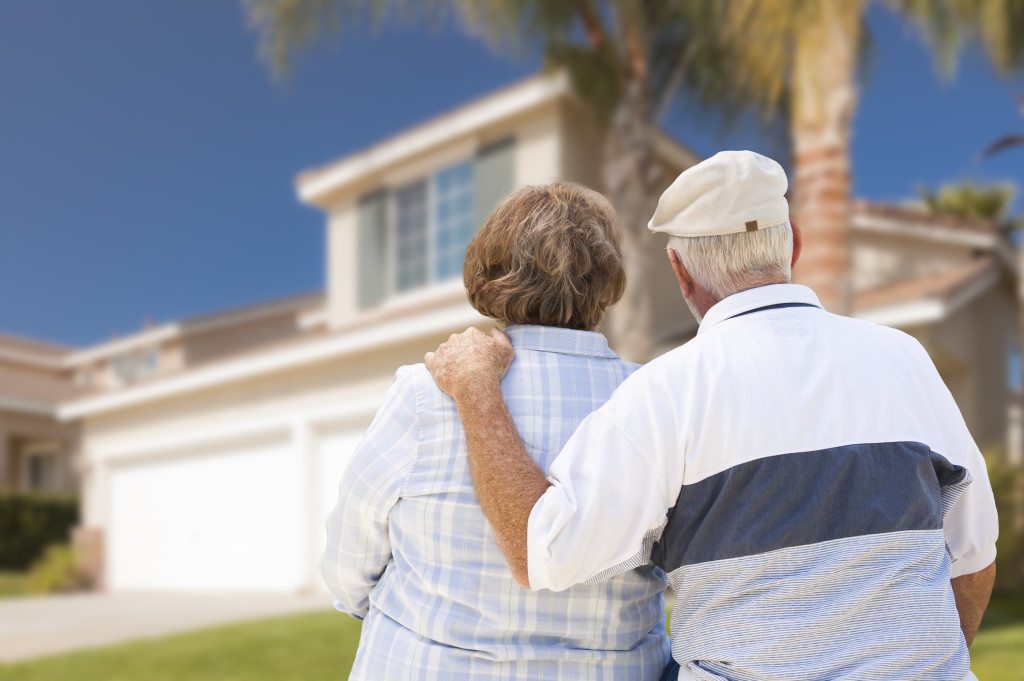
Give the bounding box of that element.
[20,441,62,492]
[386,156,475,295]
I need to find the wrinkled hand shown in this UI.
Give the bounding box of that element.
[425,327,514,400]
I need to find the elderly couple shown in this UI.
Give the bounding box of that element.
[321,151,999,681]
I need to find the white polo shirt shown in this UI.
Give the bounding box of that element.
[527,284,998,680]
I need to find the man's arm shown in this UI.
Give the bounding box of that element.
[427,328,680,592]
[951,561,996,647]
[426,328,547,587]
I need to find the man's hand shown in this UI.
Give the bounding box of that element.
[424,326,547,588]
[425,327,514,400]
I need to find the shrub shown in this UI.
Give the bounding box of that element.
[984,451,1024,592]
[27,544,92,594]
[0,493,79,570]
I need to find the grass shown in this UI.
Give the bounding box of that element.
[0,596,1020,680]
[0,571,29,599]
[0,612,362,681]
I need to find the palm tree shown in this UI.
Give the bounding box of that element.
[706,0,1024,313]
[919,180,1018,232]
[244,0,1024,356]
[981,94,1024,158]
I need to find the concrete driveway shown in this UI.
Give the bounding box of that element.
[0,592,329,663]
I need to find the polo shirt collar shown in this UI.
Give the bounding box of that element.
[505,324,619,359]
[697,284,823,336]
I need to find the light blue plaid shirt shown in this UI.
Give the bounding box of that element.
[321,324,670,681]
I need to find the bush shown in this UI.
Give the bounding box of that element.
[0,493,79,570]
[27,544,92,594]
[984,451,1024,593]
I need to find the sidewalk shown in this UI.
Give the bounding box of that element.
[0,592,328,662]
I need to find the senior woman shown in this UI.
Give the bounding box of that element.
[320,182,670,680]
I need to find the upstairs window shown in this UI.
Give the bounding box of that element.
[357,138,515,309]
[395,181,429,291]
[109,346,160,386]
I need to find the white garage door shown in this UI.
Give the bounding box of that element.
[314,423,367,593]
[107,433,305,592]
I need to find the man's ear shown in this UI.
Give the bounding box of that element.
[790,217,803,269]
[667,247,694,297]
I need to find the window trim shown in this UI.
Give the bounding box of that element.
[21,441,62,492]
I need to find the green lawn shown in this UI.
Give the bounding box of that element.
[0,612,362,681]
[0,572,29,599]
[0,599,1020,681]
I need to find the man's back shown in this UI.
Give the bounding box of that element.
[330,325,669,681]
[526,285,997,681]
[660,298,982,678]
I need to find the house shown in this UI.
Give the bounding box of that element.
[4,72,1019,593]
[0,334,80,494]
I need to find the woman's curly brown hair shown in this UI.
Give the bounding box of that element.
[464,182,625,331]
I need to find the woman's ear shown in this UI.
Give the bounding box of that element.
[667,247,694,297]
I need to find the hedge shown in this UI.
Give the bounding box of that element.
[0,493,79,571]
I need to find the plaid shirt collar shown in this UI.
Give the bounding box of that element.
[505,324,619,359]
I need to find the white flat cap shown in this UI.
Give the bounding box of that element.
[648,150,789,238]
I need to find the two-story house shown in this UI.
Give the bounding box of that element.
[6,72,1018,593]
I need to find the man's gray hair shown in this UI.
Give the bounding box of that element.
[668,221,794,300]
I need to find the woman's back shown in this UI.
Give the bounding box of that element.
[346,325,669,680]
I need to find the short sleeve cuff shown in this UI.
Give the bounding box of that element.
[526,484,562,592]
[949,544,997,579]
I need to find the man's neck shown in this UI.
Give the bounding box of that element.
[691,279,791,320]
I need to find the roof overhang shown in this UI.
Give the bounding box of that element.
[59,302,486,421]
[0,394,57,418]
[851,210,1001,250]
[296,73,573,207]
[855,259,1002,328]
[62,293,323,369]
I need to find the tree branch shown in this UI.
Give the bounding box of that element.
[575,0,608,50]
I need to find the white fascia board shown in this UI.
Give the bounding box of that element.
[59,304,486,421]
[0,395,57,418]
[297,73,571,206]
[852,213,998,250]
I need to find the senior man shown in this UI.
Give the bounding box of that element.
[425,150,998,681]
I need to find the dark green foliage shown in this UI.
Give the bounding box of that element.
[0,493,79,571]
[985,454,1024,592]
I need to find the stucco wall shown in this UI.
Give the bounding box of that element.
[905,282,1017,450]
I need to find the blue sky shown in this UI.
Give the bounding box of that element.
[1,2,1021,346]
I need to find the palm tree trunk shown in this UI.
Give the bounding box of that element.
[790,3,860,314]
[603,79,660,362]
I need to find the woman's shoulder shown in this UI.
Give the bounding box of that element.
[394,363,455,413]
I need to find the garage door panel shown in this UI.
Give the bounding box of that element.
[108,434,303,592]
[314,424,367,594]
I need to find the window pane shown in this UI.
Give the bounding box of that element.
[433,160,476,281]
[395,181,429,291]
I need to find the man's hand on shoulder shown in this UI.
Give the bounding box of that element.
[425,327,514,401]
[425,327,542,587]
